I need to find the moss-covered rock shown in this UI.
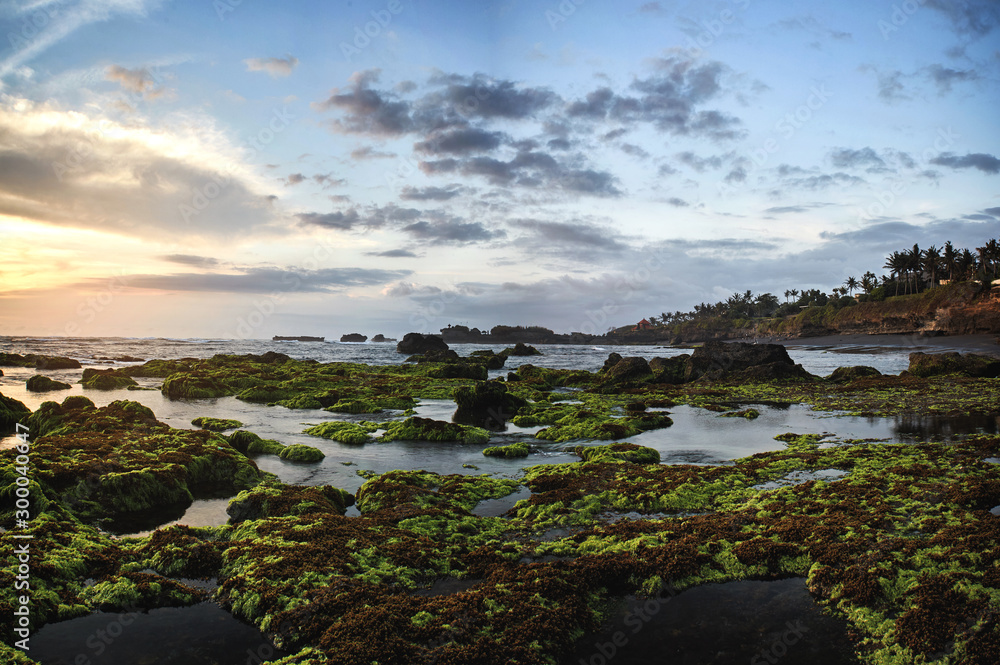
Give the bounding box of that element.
[575,442,661,464]
[0,392,31,430]
[161,371,230,399]
[81,367,139,390]
[303,421,379,445]
[191,417,243,431]
[5,401,263,524]
[226,430,286,456]
[482,441,530,458]
[25,374,72,392]
[381,417,490,445]
[278,444,325,463]
[227,483,353,522]
[907,351,1000,378]
[122,358,193,377]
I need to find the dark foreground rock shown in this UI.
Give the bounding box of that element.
[601,356,653,384]
[453,380,529,429]
[906,351,1000,378]
[396,332,449,355]
[829,366,883,383]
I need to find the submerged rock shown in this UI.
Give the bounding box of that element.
[906,351,1000,378]
[453,380,528,429]
[26,374,72,392]
[396,332,449,355]
[482,441,530,458]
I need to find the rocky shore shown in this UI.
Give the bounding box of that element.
[2,343,999,664]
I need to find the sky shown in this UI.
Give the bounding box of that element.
[0,0,998,339]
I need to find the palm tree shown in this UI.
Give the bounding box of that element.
[942,241,957,282]
[906,244,922,294]
[861,271,877,295]
[923,245,942,287]
[884,251,906,295]
[789,288,799,304]
[843,276,859,296]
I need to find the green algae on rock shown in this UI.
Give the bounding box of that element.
[278,444,325,463]
[25,374,72,392]
[482,441,530,458]
[81,367,139,390]
[8,400,264,523]
[0,391,31,430]
[191,416,243,431]
[380,417,490,445]
[303,421,379,445]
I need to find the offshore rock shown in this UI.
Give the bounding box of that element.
[397,332,449,355]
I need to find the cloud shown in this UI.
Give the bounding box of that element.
[366,248,419,258]
[119,266,411,293]
[566,56,744,140]
[314,69,415,136]
[296,210,361,230]
[421,72,558,120]
[399,185,464,201]
[313,174,346,188]
[783,172,867,190]
[350,146,394,160]
[983,207,1000,217]
[105,64,168,99]
[665,197,689,207]
[620,143,650,159]
[160,254,220,268]
[930,152,1000,174]
[638,2,663,14]
[283,173,307,186]
[924,64,977,93]
[0,97,277,241]
[244,55,299,78]
[401,219,505,244]
[676,151,726,172]
[829,147,888,172]
[414,127,506,155]
[508,218,628,251]
[295,203,423,231]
